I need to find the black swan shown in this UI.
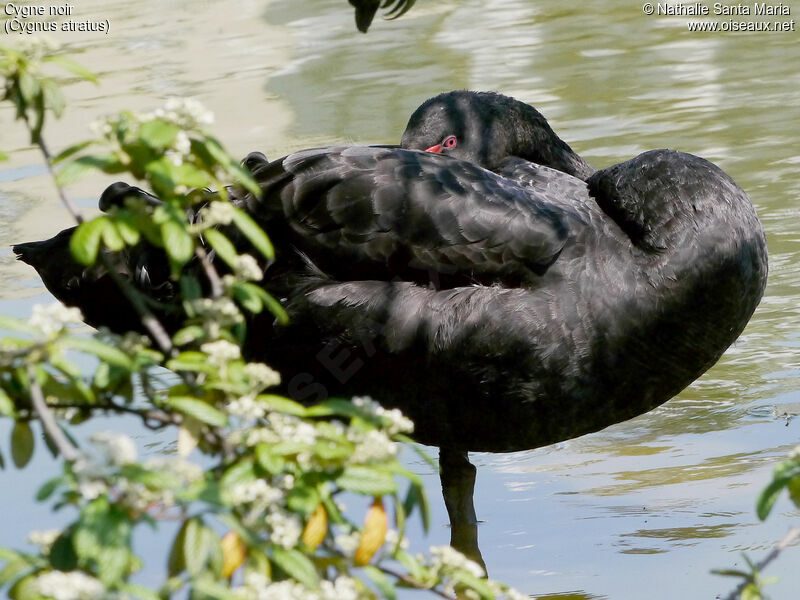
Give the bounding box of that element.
[14,91,768,552]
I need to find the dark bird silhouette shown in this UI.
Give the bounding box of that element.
[14,92,768,560]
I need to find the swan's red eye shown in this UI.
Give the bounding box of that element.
[443,135,457,148]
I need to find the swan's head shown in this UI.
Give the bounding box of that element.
[401,90,592,180]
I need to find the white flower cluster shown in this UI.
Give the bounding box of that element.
[199,201,235,227]
[227,395,266,420]
[163,127,193,168]
[115,457,204,512]
[352,396,414,435]
[91,431,138,466]
[230,479,284,508]
[200,339,241,366]
[28,303,83,337]
[427,544,530,600]
[190,298,244,334]
[349,429,398,464]
[240,412,318,447]
[151,97,214,130]
[334,531,361,556]
[28,529,61,554]
[88,119,113,138]
[35,570,106,600]
[234,254,264,282]
[429,545,485,579]
[265,507,302,548]
[245,362,281,390]
[235,573,363,600]
[72,432,137,500]
[384,528,410,550]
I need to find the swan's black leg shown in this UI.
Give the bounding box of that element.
[439,446,486,572]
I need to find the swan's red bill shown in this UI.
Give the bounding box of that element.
[425,144,443,153]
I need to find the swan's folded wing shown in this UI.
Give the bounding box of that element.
[248,146,575,279]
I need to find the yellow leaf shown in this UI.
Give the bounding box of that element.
[302,504,327,551]
[354,497,388,566]
[221,531,246,578]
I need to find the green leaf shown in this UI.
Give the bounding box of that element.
[36,475,65,501]
[337,466,397,495]
[167,520,189,577]
[119,464,178,490]
[231,207,274,260]
[403,482,430,533]
[450,570,493,599]
[42,55,98,83]
[741,583,762,600]
[110,213,141,245]
[11,421,34,469]
[8,574,40,600]
[160,219,193,267]
[183,518,206,576]
[0,559,32,588]
[17,70,41,111]
[49,531,78,571]
[172,325,205,346]
[96,546,131,586]
[190,575,238,600]
[255,394,307,417]
[166,351,216,373]
[220,460,257,491]
[306,398,368,419]
[138,119,180,148]
[257,288,289,325]
[52,140,96,165]
[0,315,38,335]
[203,229,238,268]
[62,336,134,369]
[287,486,320,516]
[117,583,161,600]
[363,565,397,600]
[0,150,9,161]
[167,396,227,427]
[255,443,285,475]
[395,550,425,581]
[42,78,66,118]
[173,163,211,189]
[69,217,107,265]
[396,435,437,470]
[232,282,262,313]
[100,220,125,251]
[0,387,16,418]
[272,547,319,589]
[712,568,752,578]
[756,461,800,520]
[56,154,124,186]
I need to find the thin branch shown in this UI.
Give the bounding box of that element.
[49,400,178,429]
[722,526,800,600]
[35,134,85,224]
[195,245,223,298]
[377,565,455,600]
[27,365,79,461]
[99,261,176,356]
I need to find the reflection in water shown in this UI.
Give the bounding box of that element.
[1,0,799,597]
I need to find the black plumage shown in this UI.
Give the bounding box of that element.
[14,91,768,455]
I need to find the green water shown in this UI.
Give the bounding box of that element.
[0,0,798,597]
